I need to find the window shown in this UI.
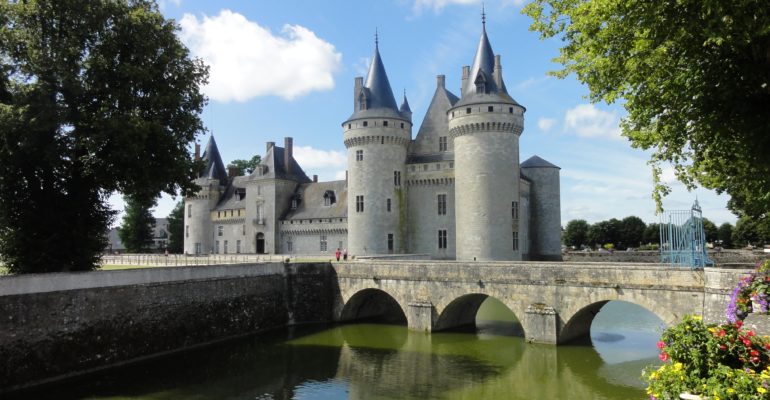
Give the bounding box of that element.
[185,225,189,237]
[291,199,298,210]
[356,195,364,212]
[387,233,394,252]
[218,211,221,218]
[466,107,471,114]
[400,122,404,128]
[437,194,447,215]
[449,162,454,169]
[287,238,293,252]
[230,210,233,217]
[488,105,494,112]
[512,201,519,220]
[363,121,368,127]
[386,198,391,212]
[423,165,428,171]
[242,224,246,235]
[513,231,519,251]
[217,225,223,236]
[320,235,328,252]
[195,243,201,255]
[356,150,363,161]
[436,163,440,170]
[451,111,454,117]
[187,204,192,217]
[324,196,331,206]
[383,120,388,127]
[348,124,351,129]
[224,240,228,254]
[439,136,447,152]
[236,240,241,254]
[438,230,448,249]
[215,241,220,254]
[394,171,401,186]
[509,107,513,113]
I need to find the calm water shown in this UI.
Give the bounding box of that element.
[20,301,665,400]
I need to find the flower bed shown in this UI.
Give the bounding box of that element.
[727,261,770,323]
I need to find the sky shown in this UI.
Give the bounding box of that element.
[110,0,738,226]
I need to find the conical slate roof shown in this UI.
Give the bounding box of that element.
[410,77,460,157]
[463,26,499,97]
[400,92,411,113]
[200,136,227,181]
[521,155,560,169]
[364,44,399,111]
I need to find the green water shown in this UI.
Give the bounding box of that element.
[20,301,664,400]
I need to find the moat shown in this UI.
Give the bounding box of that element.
[19,300,664,400]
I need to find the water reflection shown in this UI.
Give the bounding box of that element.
[15,301,663,400]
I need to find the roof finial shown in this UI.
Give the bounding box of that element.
[481,3,486,27]
[375,27,379,48]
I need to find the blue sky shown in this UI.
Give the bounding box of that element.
[112,0,737,226]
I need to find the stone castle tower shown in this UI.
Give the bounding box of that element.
[342,38,413,256]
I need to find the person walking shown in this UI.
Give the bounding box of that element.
[335,248,341,262]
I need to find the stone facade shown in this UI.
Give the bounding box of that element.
[184,22,561,261]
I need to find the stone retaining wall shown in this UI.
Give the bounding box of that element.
[0,263,333,393]
[563,250,767,265]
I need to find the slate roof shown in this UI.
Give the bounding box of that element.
[409,78,460,157]
[521,155,560,169]
[282,180,348,220]
[248,145,311,183]
[346,44,410,122]
[199,136,227,181]
[214,176,249,211]
[400,92,412,113]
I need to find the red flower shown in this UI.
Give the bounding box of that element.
[743,338,752,346]
[659,352,669,362]
[719,344,727,351]
[719,329,727,337]
[657,341,666,350]
[748,330,756,337]
[751,349,760,357]
[764,343,770,350]
[736,320,744,328]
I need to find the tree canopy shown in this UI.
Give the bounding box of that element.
[563,219,589,248]
[523,0,770,218]
[0,0,208,273]
[229,155,262,175]
[118,196,156,253]
[166,201,184,254]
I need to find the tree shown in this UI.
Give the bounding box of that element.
[702,218,719,244]
[732,216,770,248]
[718,222,734,248]
[166,201,184,254]
[524,1,770,217]
[118,196,156,253]
[0,0,207,273]
[619,216,646,249]
[587,220,621,248]
[643,223,661,245]
[563,219,589,248]
[229,155,262,175]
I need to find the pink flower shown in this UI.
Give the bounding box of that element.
[657,341,666,350]
[659,352,669,362]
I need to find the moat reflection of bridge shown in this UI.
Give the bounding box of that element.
[331,261,740,344]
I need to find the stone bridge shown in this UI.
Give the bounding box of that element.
[330,261,743,344]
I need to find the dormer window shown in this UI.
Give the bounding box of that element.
[291,199,298,210]
[323,190,336,206]
[474,72,487,94]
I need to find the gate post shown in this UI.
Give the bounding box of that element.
[525,303,558,344]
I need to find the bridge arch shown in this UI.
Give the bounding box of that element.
[434,293,522,335]
[558,300,670,344]
[340,288,407,325]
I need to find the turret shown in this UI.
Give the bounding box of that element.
[184,136,226,255]
[342,37,411,256]
[521,156,562,261]
[448,17,526,261]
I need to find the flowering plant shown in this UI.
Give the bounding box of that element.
[727,260,770,323]
[643,315,770,400]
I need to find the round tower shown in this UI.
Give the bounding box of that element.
[343,40,412,256]
[184,137,226,255]
[521,156,562,261]
[448,23,525,261]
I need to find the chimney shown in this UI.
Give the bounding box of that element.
[354,77,363,111]
[493,55,503,90]
[436,75,445,89]
[194,143,201,160]
[284,137,293,175]
[227,165,238,178]
[313,175,318,183]
[461,66,470,94]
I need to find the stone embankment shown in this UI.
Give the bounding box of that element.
[563,249,766,266]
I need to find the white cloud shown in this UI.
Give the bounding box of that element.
[179,10,342,102]
[293,146,346,169]
[412,0,479,14]
[537,117,556,132]
[564,104,623,140]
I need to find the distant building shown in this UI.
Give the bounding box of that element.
[184,20,562,261]
[105,218,171,254]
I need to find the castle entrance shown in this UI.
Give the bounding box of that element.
[256,233,265,254]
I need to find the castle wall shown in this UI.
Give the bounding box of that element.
[406,163,456,259]
[521,167,562,260]
[279,219,348,255]
[519,178,531,260]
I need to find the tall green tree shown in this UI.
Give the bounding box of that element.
[166,201,184,254]
[619,216,646,248]
[563,219,589,248]
[717,222,734,248]
[118,196,156,253]
[524,1,770,217]
[732,216,770,248]
[643,223,661,245]
[229,155,262,175]
[0,0,207,273]
[702,218,719,243]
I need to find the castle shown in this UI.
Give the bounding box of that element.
[184,21,562,261]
